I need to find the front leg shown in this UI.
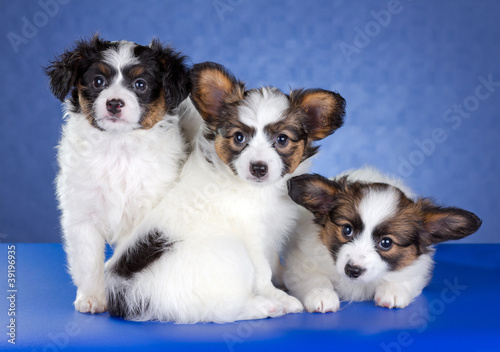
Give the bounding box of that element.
[254,267,304,314]
[374,255,433,309]
[63,222,107,313]
[283,221,340,313]
[248,246,303,314]
[374,282,412,309]
[283,252,340,313]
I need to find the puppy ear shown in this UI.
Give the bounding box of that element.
[189,62,245,123]
[150,38,190,110]
[288,174,340,225]
[44,34,105,101]
[417,198,482,246]
[290,89,346,141]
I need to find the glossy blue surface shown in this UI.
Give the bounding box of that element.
[0,0,499,243]
[1,243,499,351]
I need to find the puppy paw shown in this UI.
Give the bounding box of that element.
[304,288,340,313]
[280,294,304,314]
[374,284,411,309]
[259,284,304,314]
[74,293,107,314]
[247,296,286,319]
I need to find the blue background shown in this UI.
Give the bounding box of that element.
[0,0,498,243]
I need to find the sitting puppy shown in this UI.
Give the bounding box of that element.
[284,167,482,312]
[105,62,346,323]
[45,35,190,313]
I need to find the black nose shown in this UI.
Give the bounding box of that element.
[250,162,268,178]
[345,263,366,279]
[106,99,125,114]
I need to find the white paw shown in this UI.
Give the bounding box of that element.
[280,294,304,314]
[248,296,286,319]
[303,288,340,313]
[262,285,304,314]
[374,284,412,309]
[74,293,107,314]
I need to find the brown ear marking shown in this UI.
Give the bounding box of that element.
[189,62,245,122]
[288,174,342,225]
[289,88,346,141]
[416,198,482,246]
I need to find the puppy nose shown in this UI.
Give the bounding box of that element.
[250,162,268,178]
[345,263,366,279]
[106,99,125,114]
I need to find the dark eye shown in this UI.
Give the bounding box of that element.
[134,79,147,92]
[275,134,289,147]
[379,237,393,251]
[342,225,353,238]
[93,76,106,88]
[234,132,246,144]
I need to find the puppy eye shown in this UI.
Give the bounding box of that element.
[378,237,393,251]
[234,132,246,144]
[134,79,147,92]
[93,76,106,89]
[275,134,289,147]
[342,225,353,238]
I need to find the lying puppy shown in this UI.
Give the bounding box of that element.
[45,35,190,313]
[105,62,346,323]
[284,167,482,312]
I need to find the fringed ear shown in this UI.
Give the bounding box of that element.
[288,174,341,225]
[290,88,346,141]
[149,38,190,110]
[416,198,482,246]
[189,62,245,123]
[44,34,106,101]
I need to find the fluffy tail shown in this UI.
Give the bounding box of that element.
[105,229,175,319]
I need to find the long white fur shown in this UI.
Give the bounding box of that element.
[283,166,434,312]
[106,88,310,323]
[56,41,186,314]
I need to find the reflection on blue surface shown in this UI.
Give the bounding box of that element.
[1,243,499,351]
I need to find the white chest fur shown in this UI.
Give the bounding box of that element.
[56,113,185,243]
[162,149,298,255]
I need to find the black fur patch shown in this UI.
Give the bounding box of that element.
[110,229,175,279]
[143,38,190,110]
[44,34,114,101]
[107,229,174,319]
[107,284,150,319]
[107,284,128,318]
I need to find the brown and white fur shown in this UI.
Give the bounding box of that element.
[105,62,346,323]
[284,167,482,312]
[45,35,190,313]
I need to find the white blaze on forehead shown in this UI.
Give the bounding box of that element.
[238,88,289,130]
[353,187,399,256]
[93,41,142,130]
[358,187,399,232]
[103,41,139,74]
[232,88,290,184]
[335,187,400,282]
[101,41,139,98]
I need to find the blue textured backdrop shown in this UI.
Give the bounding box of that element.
[0,0,498,243]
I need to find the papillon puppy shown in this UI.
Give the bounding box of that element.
[45,35,190,313]
[105,62,346,323]
[284,167,482,312]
